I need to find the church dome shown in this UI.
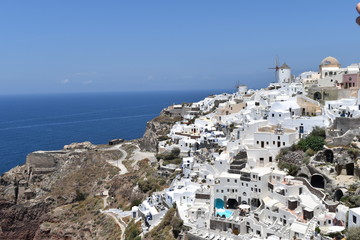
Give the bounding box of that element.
[320,56,340,67]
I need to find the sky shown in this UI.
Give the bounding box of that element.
[0,1,359,95]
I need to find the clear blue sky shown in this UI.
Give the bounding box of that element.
[0,1,359,95]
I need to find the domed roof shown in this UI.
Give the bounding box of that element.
[320,56,340,67]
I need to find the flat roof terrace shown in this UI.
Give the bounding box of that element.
[257,126,297,133]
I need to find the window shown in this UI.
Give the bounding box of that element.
[283,142,285,146]
[216,189,219,193]
[259,177,261,180]
[273,141,275,145]
[227,189,229,192]
[353,215,357,224]
[272,113,274,117]
[243,192,247,196]
[227,179,230,182]
[278,136,280,140]
[266,141,269,145]
[257,141,259,144]
[235,179,237,183]
[221,190,223,193]
[269,157,273,162]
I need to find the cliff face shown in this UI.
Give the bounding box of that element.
[139,114,181,152]
[0,143,121,240]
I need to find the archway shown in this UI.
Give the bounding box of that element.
[310,174,325,188]
[251,198,261,208]
[298,173,309,179]
[334,189,344,201]
[227,198,238,209]
[215,198,224,209]
[346,163,354,175]
[314,92,322,100]
[324,150,334,163]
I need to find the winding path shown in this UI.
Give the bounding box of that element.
[99,143,155,239]
[102,195,127,240]
[104,144,128,174]
[99,144,131,239]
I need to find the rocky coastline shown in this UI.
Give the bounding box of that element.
[0,110,176,240]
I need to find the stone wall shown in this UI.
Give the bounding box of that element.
[26,152,57,172]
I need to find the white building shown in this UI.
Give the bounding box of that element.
[348,207,360,228]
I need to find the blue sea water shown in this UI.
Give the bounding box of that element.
[0,90,228,175]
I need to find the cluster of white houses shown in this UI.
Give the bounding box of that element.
[133,57,360,239]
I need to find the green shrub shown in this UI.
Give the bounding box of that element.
[295,127,326,152]
[74,189,87,202]
[125,220,142,240]
[305,149,316,156]
[346,226,360,240]
[309,126,326,138]
[278,162,300,176]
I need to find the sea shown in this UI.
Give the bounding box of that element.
[0,90,229,175]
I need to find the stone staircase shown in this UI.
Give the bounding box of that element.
[304,220,316,239]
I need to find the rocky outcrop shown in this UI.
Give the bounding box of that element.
[0,200,50,240]
[139,114,181,152]
[63,141,96,150]
[0,142,122,240]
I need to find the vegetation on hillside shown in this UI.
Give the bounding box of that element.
[346,226,360,240]
[296,126,326,152]
[156,148,181,166]
[277,127,326,176]
[144,208,183,240]
[340,195,360,208]
[109,158,170,210]
[124,219,142,240]
[40,197,121,240]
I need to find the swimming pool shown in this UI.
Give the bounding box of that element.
[215,208,233,218]
[215,198,224,209]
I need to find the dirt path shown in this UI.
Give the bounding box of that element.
[102,196,127,240]
[131,145,156,167]
[104,144,129,174]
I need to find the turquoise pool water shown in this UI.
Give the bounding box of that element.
[214,198,224,209]
[215,209,233,218]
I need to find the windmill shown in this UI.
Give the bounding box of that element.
[234,80,240,91]
[268,56,280,82]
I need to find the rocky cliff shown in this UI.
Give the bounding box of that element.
[0,143,122,240]
[139,113,181,152]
